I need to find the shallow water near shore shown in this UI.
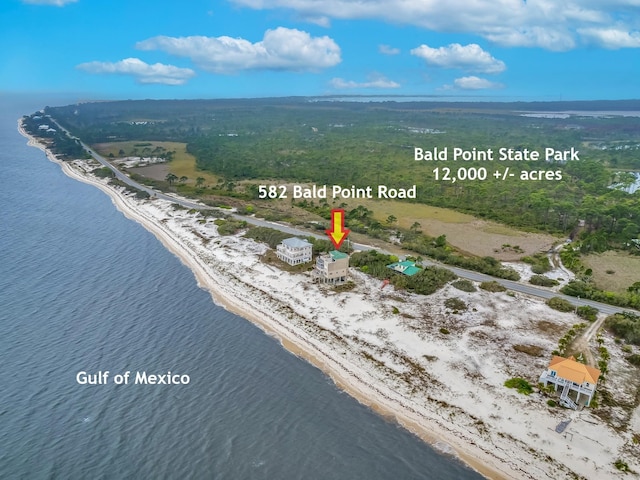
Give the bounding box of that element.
[1,98,484,479]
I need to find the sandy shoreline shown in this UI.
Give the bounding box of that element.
[19,119,640,480]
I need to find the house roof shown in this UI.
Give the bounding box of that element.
[387,260,421,276]
[281,237,312,248]
[548,355,601,384]
[329,250,348,260]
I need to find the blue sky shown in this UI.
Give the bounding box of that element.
[2,0,640,100]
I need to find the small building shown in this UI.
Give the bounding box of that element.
[276,237,313,266]
[313,250,349,284]
[387,260,421,276]
[539,355,601,410]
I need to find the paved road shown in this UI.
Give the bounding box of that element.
[57,119,637,317]
[423,261,632,316]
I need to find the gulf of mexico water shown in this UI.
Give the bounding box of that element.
[0,96,484,480]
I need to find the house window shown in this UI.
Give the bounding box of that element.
[550,370,556,377]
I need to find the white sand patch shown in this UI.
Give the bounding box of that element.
[116,156,166,168]
[503,261,573,290]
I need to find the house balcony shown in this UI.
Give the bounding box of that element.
[540,373,595,397]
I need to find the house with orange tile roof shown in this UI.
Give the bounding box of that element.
[539,355,601,410]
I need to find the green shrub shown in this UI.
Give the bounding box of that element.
[576,305,599,322]
[561,280,640,310]
[529,275,559,287]
[444,297,467,312]
[522,254,552,274]
[546,297,574,312]
[504,378,533,395]
[480,281,506,292]
[614,460,630,472]
[243,226,292,248]
[215,219,248,235]
[531,264,547,274]
[92,166,114,178]
[439,327,450,335]
[546,399,557,407]
[627,354,640,366]
[605,312,640,345]
[452,279,476,292]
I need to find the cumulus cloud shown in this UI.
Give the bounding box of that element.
[229,0,640,51]
[411,43,505,73]
[379,44,400,55]
[136,27,341,74]
[76,58,195,85]
[330,75,400,89]
[453,76,503,90]
[22,0,77,5]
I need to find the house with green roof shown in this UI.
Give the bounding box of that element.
[313,250,349,284]
[387,260,421,276]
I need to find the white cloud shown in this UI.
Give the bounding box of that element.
[76,58,195,85]
[22,0,77,5]
[453,76,503,90]
[411,43,505,73]
[330,75,400,89]
[229,0,640,50]
[379,44,400,55]
[577,27,640,49]
[136,27,341,74]
[482,26,576,51]
[298,15,331,27]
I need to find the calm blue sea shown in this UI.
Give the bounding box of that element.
[0,96,484,480]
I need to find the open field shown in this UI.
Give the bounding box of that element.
[94,141,219,186]
[582,251,640,294]
[343,198,560,260]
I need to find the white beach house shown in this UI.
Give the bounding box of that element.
[312,251,349,284]
[276,237,313,266]
[539,355,601,409]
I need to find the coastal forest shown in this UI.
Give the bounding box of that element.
[43,98,640,252]
[23,97,640,308]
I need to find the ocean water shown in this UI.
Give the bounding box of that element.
[0,97,484,480]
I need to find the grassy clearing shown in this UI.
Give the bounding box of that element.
[343,198,473,227]
[94,141,219,185]
[341,197,558,259]
[482,224,524,236]
[582,251,640,294]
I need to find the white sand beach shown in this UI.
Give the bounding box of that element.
[19,120,640,480]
